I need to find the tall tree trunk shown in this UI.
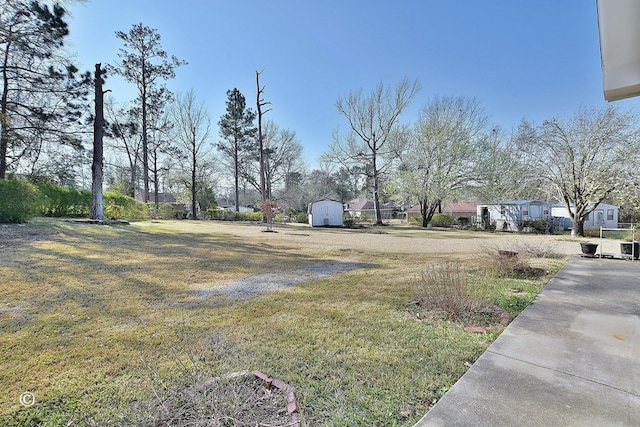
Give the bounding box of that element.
[420,198,440,228]
[129,167,136,198]
[152,152,159,210]
[571,217,585,237]
[256,70,271,222]
[372,153,383,225]
[234,138,240,212]
[90,63,105,220]
[191,127,198,219]
[256,72,266,204]
[141,71,149,203]
[0,35,12,179]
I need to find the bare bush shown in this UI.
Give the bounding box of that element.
[414,261,495,321]
[482,240,563,259]
[478,241,553,279]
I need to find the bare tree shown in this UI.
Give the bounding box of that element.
[325,77,420,225]
[390,96,487,227]
[518,106,639,237]
[170,90,212,219]
[262,120,305,200]
[255,70,272,205]
[470,126,534,204]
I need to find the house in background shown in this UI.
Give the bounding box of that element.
[344,198,396,219]
[477,200,552,231]
[551,202,619,231]
[406,201,478,224]
[135,192,177,203]
[216,197,255,214]
[308,199,343,227]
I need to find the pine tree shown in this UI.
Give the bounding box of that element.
[217,88,256,212]
[114,23,186,201]
[0,0,89,179]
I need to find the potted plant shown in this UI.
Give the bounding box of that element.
[580,242,599,256]
[620,241,639,259]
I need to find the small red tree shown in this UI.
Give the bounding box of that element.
[260,200,277,232]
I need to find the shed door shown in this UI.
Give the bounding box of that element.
[595,210,604,227]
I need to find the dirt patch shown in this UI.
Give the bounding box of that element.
[197,260,374,299]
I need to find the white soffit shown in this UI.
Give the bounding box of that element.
[597,0,640,101]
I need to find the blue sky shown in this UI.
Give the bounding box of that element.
[67,1,640,167]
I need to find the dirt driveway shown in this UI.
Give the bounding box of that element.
[221,221,583,257]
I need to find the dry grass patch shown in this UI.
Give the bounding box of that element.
[0,218,573,426]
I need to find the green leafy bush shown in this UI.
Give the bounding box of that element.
[0,179,39,223]
[103,192,147,219]
[242,212,262,221]
[36,182,91,217]
[104,204,124,220]
[430,213,452,227]
[207,209,261,221]
[296,213,308,223]
[207,209,240,221]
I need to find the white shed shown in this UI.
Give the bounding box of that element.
[308,199,344,227]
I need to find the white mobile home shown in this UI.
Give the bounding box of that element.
[308,199,344,227]
[477,200,552,231]
[551,203,619,230]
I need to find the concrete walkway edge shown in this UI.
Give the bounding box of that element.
[414,255,640,426]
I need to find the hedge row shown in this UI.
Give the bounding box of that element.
[0,179,147,223]
[0,180,40,223]
[206,208,262,221]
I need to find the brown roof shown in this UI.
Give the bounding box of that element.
[407,201,478,214]
[443,201,478,213]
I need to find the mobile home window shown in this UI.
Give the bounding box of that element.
[607,209,614,221]
[522,205,529,216]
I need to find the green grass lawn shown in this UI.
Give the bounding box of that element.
[0,218,570,426]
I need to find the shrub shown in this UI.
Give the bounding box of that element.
[242,212,262,221]
[36,182,91,217]
[430,213,452,227]
[522,219,548,233]
[583,228,600,238]
[159,203,182,220]
[456,216,470,226]
[207,209,240,221]
[274,213,287,222]
[414,261,494,321]
[408,215,423,225]
[296,212,308,223]
[480,246,547,279]
[104,204,124,220]
[0,179,39,223]
[206,209,262,222]
[103,192,147,219]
